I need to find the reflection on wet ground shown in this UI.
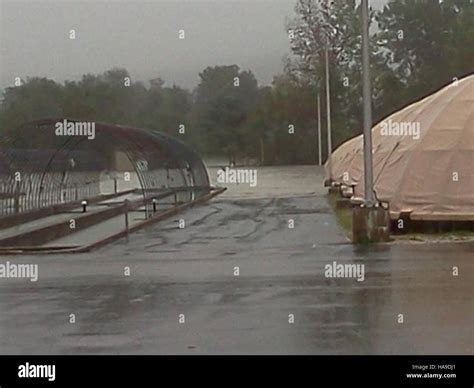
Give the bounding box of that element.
[0,167,472,354]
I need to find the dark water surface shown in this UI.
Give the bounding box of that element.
[0,168,472,354]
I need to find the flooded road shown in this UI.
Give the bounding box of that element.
[0,166,472,354]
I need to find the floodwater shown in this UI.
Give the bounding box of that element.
[0,166,472,354]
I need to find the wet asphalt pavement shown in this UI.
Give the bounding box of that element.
[0,167,472,354]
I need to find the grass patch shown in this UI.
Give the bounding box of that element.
[326,191,474,243]
[394,232,474,242]
[326,192,352,239]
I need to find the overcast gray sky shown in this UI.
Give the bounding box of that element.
[0,0,386,92]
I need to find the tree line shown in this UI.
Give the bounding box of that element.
[0,0,472,165]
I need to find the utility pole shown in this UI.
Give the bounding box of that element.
[353,0,390,244]
[361,0,374,205]
[325,46,333,180]
[317,93,322,166]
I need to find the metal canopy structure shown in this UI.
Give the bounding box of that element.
[0,118,211,218]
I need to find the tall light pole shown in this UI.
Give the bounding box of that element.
[361,0,374,205]
[325,46,333,179]
[317,93,322,166]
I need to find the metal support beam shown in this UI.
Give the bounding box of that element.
[325,47,333,180]
[317,94,322,166]
[362,0,375,205]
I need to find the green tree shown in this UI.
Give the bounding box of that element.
[192,65,259,163]
[375,0,474,115]
[247,75,317,165]
[287,0,377,149]
[0,78,64,132]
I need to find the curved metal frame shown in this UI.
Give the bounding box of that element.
[0,118,210,217]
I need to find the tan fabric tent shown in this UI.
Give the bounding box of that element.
[327,74,474,221]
